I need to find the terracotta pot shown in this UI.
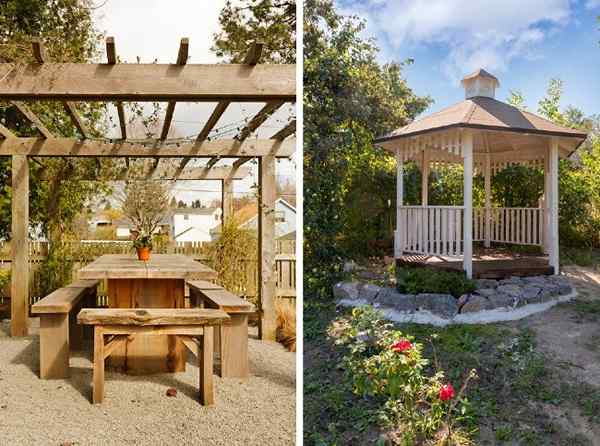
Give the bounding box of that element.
[136,246,151,261]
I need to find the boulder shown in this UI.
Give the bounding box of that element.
[521,285,542,304]
[460,295,492,313]
[487,292,516,309]
[457,294,470,308]
[476,279,498,289]
[496,284,523,298]
[499,276,524,286]
[375,288,416,312]
[475,288,497,298]
[523,275,549,285]
[558,284,572,295]
[415,293,458,319]
[358,283,381,302]
[333,282,360,300]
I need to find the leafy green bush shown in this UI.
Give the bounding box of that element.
[337,306,476,445]
[0,269,10,294]
[396,267,476,298]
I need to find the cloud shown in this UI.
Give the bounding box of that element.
[585,0,600,9]
[340,0,573,81]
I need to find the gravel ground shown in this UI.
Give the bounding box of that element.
[0,319,295,446]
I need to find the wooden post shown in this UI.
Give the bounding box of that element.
[462,131,474,278]
[543,151,551,255]
[484,152,491,248]
[421,149,429,206]
[258,155,276,340]
[11,155,29,337]
[549,138,559,274]
[221,178,233,224]
[395,148,404,258]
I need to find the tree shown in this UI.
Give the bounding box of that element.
[212,0,295,63]
[120,181,171,237]
[303,0,430,298]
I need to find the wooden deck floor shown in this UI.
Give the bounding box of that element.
[398,252,553,279]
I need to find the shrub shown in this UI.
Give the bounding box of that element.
[336,306,476,445]
[275,298,296,352]
[396,267,476,298]
[0,268,10,295]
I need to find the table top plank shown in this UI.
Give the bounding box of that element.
[78,254,217,280]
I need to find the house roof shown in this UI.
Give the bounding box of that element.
[461,68,499,86]
[376,96,588,143]
[172,207,220,216]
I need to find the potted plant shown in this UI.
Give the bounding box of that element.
[133,234,153,261]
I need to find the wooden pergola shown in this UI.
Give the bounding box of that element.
[375,69,587,278]
[0,37,296,339]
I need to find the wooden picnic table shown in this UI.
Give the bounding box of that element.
[78,254,217,375]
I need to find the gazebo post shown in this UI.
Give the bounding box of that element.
[543,152,551,255]
[548,138,560,274]
[462,131,474,278]
[11,155,29,337]
[484,152,491,248]
[395,148,404,258]
[421,149,429,205]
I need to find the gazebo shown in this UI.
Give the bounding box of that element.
[375,69,587,278]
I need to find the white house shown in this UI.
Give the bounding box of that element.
[239,198,296,238]
[172,207,222,242]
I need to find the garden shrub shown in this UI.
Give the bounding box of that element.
[336,306,475,445]
[0,269,10,295]
[396,267,476,298]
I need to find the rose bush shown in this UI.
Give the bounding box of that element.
[336,306,476,445]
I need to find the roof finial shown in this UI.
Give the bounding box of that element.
[461,69,499,99]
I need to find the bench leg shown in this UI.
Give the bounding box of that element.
[220,314,249,379]
[93,327,105,404]
[200,326,214,406]
[39,313,69,379]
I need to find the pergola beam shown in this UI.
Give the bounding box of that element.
[0,63,295,102]
[271,120,296,140]
[11,101,53,138]
[0,137,295,158]
[161,38,189,140]
[0,123,15,139]
[237,101,285,141]
[105,38,128,140]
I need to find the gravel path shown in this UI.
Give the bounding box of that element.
[0,319,295,446]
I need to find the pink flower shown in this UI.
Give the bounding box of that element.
[391,339,412,353]
[439,384,455,401]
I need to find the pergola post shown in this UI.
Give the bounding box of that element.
[221,178,234,224]
[484,152,491,248]
[462,131,474,278]
[548,138,560,274]
[395,148,404,258]
[258,155,277,341]
[421,149,429,206]
[11,155,29,337]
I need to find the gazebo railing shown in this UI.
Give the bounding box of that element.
[396,206,544,256]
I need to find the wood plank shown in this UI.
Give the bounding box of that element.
[116,102,127,139]
[31,286,91,314]
[243,42,263,65]
[0,123,15,139]
[271,119,296,140]
[77,308,230,326]
[31,38,47,64]
[160,38,189,140]
[39,313,69,379]
[0,137,295,158]
[103,334,131,359]
[0,63,295,102]
[220,314,250,378]
[258,154,277,340]
[63,102,92,138]
[237,101,285,141]
[188,285,254,313]
[11,101,53,138]
[178,335,200,358]
[93,327,105,404]
[200,326,214,405]
[11,155,29,336]
[106,37,117,64]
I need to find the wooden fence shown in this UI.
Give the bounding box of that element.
[0,240,296,305]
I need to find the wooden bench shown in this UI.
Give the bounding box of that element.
[31,279,99,379]
[187,280,255,379]
[77,308,229,405]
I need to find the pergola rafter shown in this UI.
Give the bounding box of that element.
[0,37,296,341]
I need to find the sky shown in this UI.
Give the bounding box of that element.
[92,0,296,205]
[336,0,600,118]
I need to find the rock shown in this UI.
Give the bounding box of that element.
[415,293,458,319]
[343,261,357,273]
[499,276,524,286]
[358,283,381,302]
[488,293,516,309]
[355,330,372,343]
[558,284,572,295]
[356,270,381,281]
[521,285,541,303]
[457,294,470,308]
[460,295,491,313]
[523,275,549,285]
[475,288,497,297]
[333,282,360,300]
[476,279,498,289]
[166,388,177,397]
[375,288,416,312]
[496,284,522,298]
[542,282,560,296]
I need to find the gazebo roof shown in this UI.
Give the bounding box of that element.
[377,96,587,142]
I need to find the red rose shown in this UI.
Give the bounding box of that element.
[391,339,412,353]
[439,384,455,401]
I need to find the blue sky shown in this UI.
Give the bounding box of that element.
[336,0,600,117]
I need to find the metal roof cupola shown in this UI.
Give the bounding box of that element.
[460,68,500,99]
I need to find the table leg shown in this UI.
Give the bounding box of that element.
[200,326,214,406]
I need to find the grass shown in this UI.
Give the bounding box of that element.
[304,300,600,445]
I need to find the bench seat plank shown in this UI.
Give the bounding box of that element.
[187,281,255,313]
[77,308,229,326]
[31,279,99,314]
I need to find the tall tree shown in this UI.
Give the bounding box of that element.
[303,0,430,298]
[212,0,296,63]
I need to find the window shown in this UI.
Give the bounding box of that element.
[275,211,285,223]
[184,214,189,220]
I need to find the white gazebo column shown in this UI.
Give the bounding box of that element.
[421,149,429,205]
[395,148,404,258]
[462,131,474,278]
[543,152,551,255]
[548,138,560,274]
[484,152,491,248]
